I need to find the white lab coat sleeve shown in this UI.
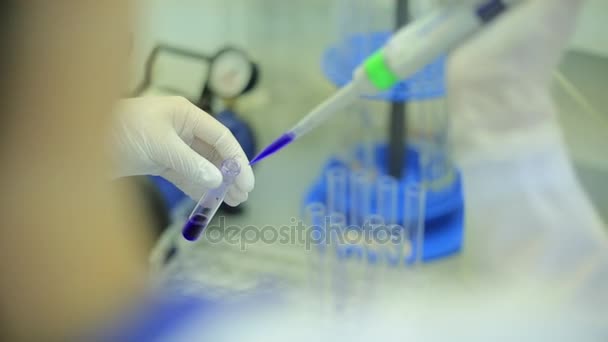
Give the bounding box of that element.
[455,120,607,269]
[446,0,608,306]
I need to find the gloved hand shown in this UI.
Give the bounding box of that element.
[111,96,254,206]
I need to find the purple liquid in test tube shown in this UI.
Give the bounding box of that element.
[182,158,241,241]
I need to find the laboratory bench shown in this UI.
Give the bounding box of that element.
[129,0,608,334]
[147,51,608,332]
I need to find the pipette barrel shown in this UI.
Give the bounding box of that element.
[250,1,517,166]
[182,158,241,241]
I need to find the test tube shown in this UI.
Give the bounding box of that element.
[328,212,348,313]
[376,175,399,226]
[304,202,328,313]
[326,166,348,217]
[419,94,454,191]
[404,183,426,265]
[349,170,373,227]
[304,202,328,253]
[375,175,402,266]
[419,143,450,191]
[360,214,385,308]
[363,214,385,265]
[328,212,348,259]
[182,158,241,241]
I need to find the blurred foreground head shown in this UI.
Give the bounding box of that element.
[0,1,151,340]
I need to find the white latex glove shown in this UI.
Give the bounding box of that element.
[111,96,254,206]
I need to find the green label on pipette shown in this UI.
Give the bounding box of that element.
[363,51,399,90]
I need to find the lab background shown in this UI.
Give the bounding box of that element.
[128,0,608,339]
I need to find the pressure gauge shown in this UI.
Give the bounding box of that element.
[208,48,258,99]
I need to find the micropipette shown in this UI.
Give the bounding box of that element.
[182,158,241,241]
[249,0,518,165]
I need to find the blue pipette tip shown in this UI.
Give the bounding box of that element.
[249,133,295,166]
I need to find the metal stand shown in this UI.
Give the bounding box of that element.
[388,0,409,178]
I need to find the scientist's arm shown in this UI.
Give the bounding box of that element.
[448,0,608,283]
[0,2,147,340]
